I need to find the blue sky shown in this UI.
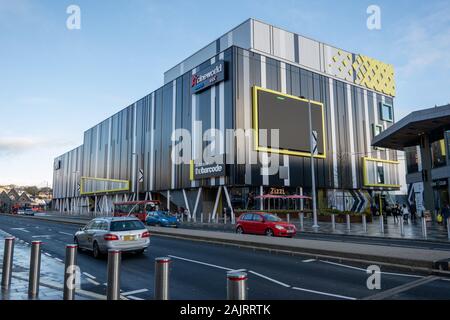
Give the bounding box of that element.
[1,0,449,186]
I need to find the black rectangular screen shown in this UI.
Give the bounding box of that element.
[255,88,325,155]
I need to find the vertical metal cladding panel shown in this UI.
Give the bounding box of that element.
[154,88,163,191]
[180,72,192,190]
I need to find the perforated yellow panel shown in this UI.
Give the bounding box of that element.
[328,52,395,97]
[353,55,395,97]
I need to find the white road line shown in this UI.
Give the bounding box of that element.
[248,270,290,288]
[302,259,316,263]
[127,295,145,300]
[32,235,51,238]
[168,255,232,271]
[58,232,73,236]
[83,272,97,279]
[44,252,52,257]
[319,260,423,278]
[292,286,357,300]
[11,228,29,233]
[122,289,149,296]
[229,269,247,273]
[54,257,63,262]
[86,278,100,286]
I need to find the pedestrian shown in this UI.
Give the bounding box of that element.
[392,203,400,224]
[442,203,450,230]
[402,204,410,224]
[410,202,417,223]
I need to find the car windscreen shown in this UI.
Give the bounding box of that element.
[263,214,282,222]
[109,220,145,232]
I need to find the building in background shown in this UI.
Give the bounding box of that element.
[53,19,400,218]
[373,104,450,216]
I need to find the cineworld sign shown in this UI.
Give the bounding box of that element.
[191,162,226,180]
[191,60,225,94]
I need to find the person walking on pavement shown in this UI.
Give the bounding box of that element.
[442,203,450,230]
[410,202,417,223]
[402,204,410,224]
[392,203,400,224]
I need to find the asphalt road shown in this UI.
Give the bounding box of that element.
[1,214,450,300]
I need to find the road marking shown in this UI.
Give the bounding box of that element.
[10,228,29,233]
[362,276,439,300]
[83,272,96,279]
[86,278,100,286]
[54,257,63,262]
[248,270,290,288]
[319,260,423,278]
[58,232,73,236]
[229,269,247,273]
[127,295,145,300]
[292,286,357,300]
[44,252,52,257]
[32,235,51,238]
[122,289,149,296]
[302,259,316,263]
[168,255,232,271]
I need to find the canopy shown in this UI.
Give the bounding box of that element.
[255,194,312,200]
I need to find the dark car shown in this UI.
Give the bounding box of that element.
[235,212,297,237]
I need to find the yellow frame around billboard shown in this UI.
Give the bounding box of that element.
[252,86,326,159]
[80,176,130,195]
[362,157,401,188]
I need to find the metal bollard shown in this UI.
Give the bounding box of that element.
[299,212,304,231]
[447,218,450,241]
[63,244,78,300]
[224,214,227,224]
[181,213,184,222]
[331,214,336,231]
[346,214,351,231]
[28,241,42,298]
[106,250,121,300]
[155,257,171,300]
[380,215,385,234]
[227,271,247,300]
[400,218,404,237]
[362,214,367,233]
[216,214,219,224]
[287,214,290,224]
[422,217,427,239]
[200,213,204,224]
[1,237,15,290]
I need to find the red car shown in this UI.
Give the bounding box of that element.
[235,212,297,237]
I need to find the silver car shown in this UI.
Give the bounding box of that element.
[74,217,150,259]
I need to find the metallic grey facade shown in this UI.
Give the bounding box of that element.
[53,19,399,216]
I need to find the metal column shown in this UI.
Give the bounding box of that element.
[1,237,15,290]
[155,257,171,300]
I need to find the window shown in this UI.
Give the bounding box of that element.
[110,220,145,231]
[253,214,264,222]
[376,163,385,184]
[380,103,393,122]
[372,124,385,151]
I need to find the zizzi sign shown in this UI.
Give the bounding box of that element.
[191,61,225,94]
[190,162,225,180]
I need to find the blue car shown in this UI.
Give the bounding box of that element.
[146,211,180,227]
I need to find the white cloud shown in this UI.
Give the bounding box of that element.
[394,2,450,77]
[0,137,73,156]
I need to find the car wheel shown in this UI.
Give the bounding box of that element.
[93,241,101,259]
[265,229,274,237]
[236,226,244,234]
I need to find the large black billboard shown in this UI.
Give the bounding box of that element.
[252,86,326,158]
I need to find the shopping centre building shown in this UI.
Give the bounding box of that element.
[53,19,400,219]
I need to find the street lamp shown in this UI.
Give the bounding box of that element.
[301,96,319,228]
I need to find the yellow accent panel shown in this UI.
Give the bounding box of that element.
[189,160,194,181]
[252,86,327,159]
[353,55,396,96]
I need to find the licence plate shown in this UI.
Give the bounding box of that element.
[287,230,294,233]
[123,235,136,241]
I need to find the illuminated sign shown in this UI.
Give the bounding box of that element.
[191,61,225,94]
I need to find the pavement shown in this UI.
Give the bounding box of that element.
[2,214,450,300]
